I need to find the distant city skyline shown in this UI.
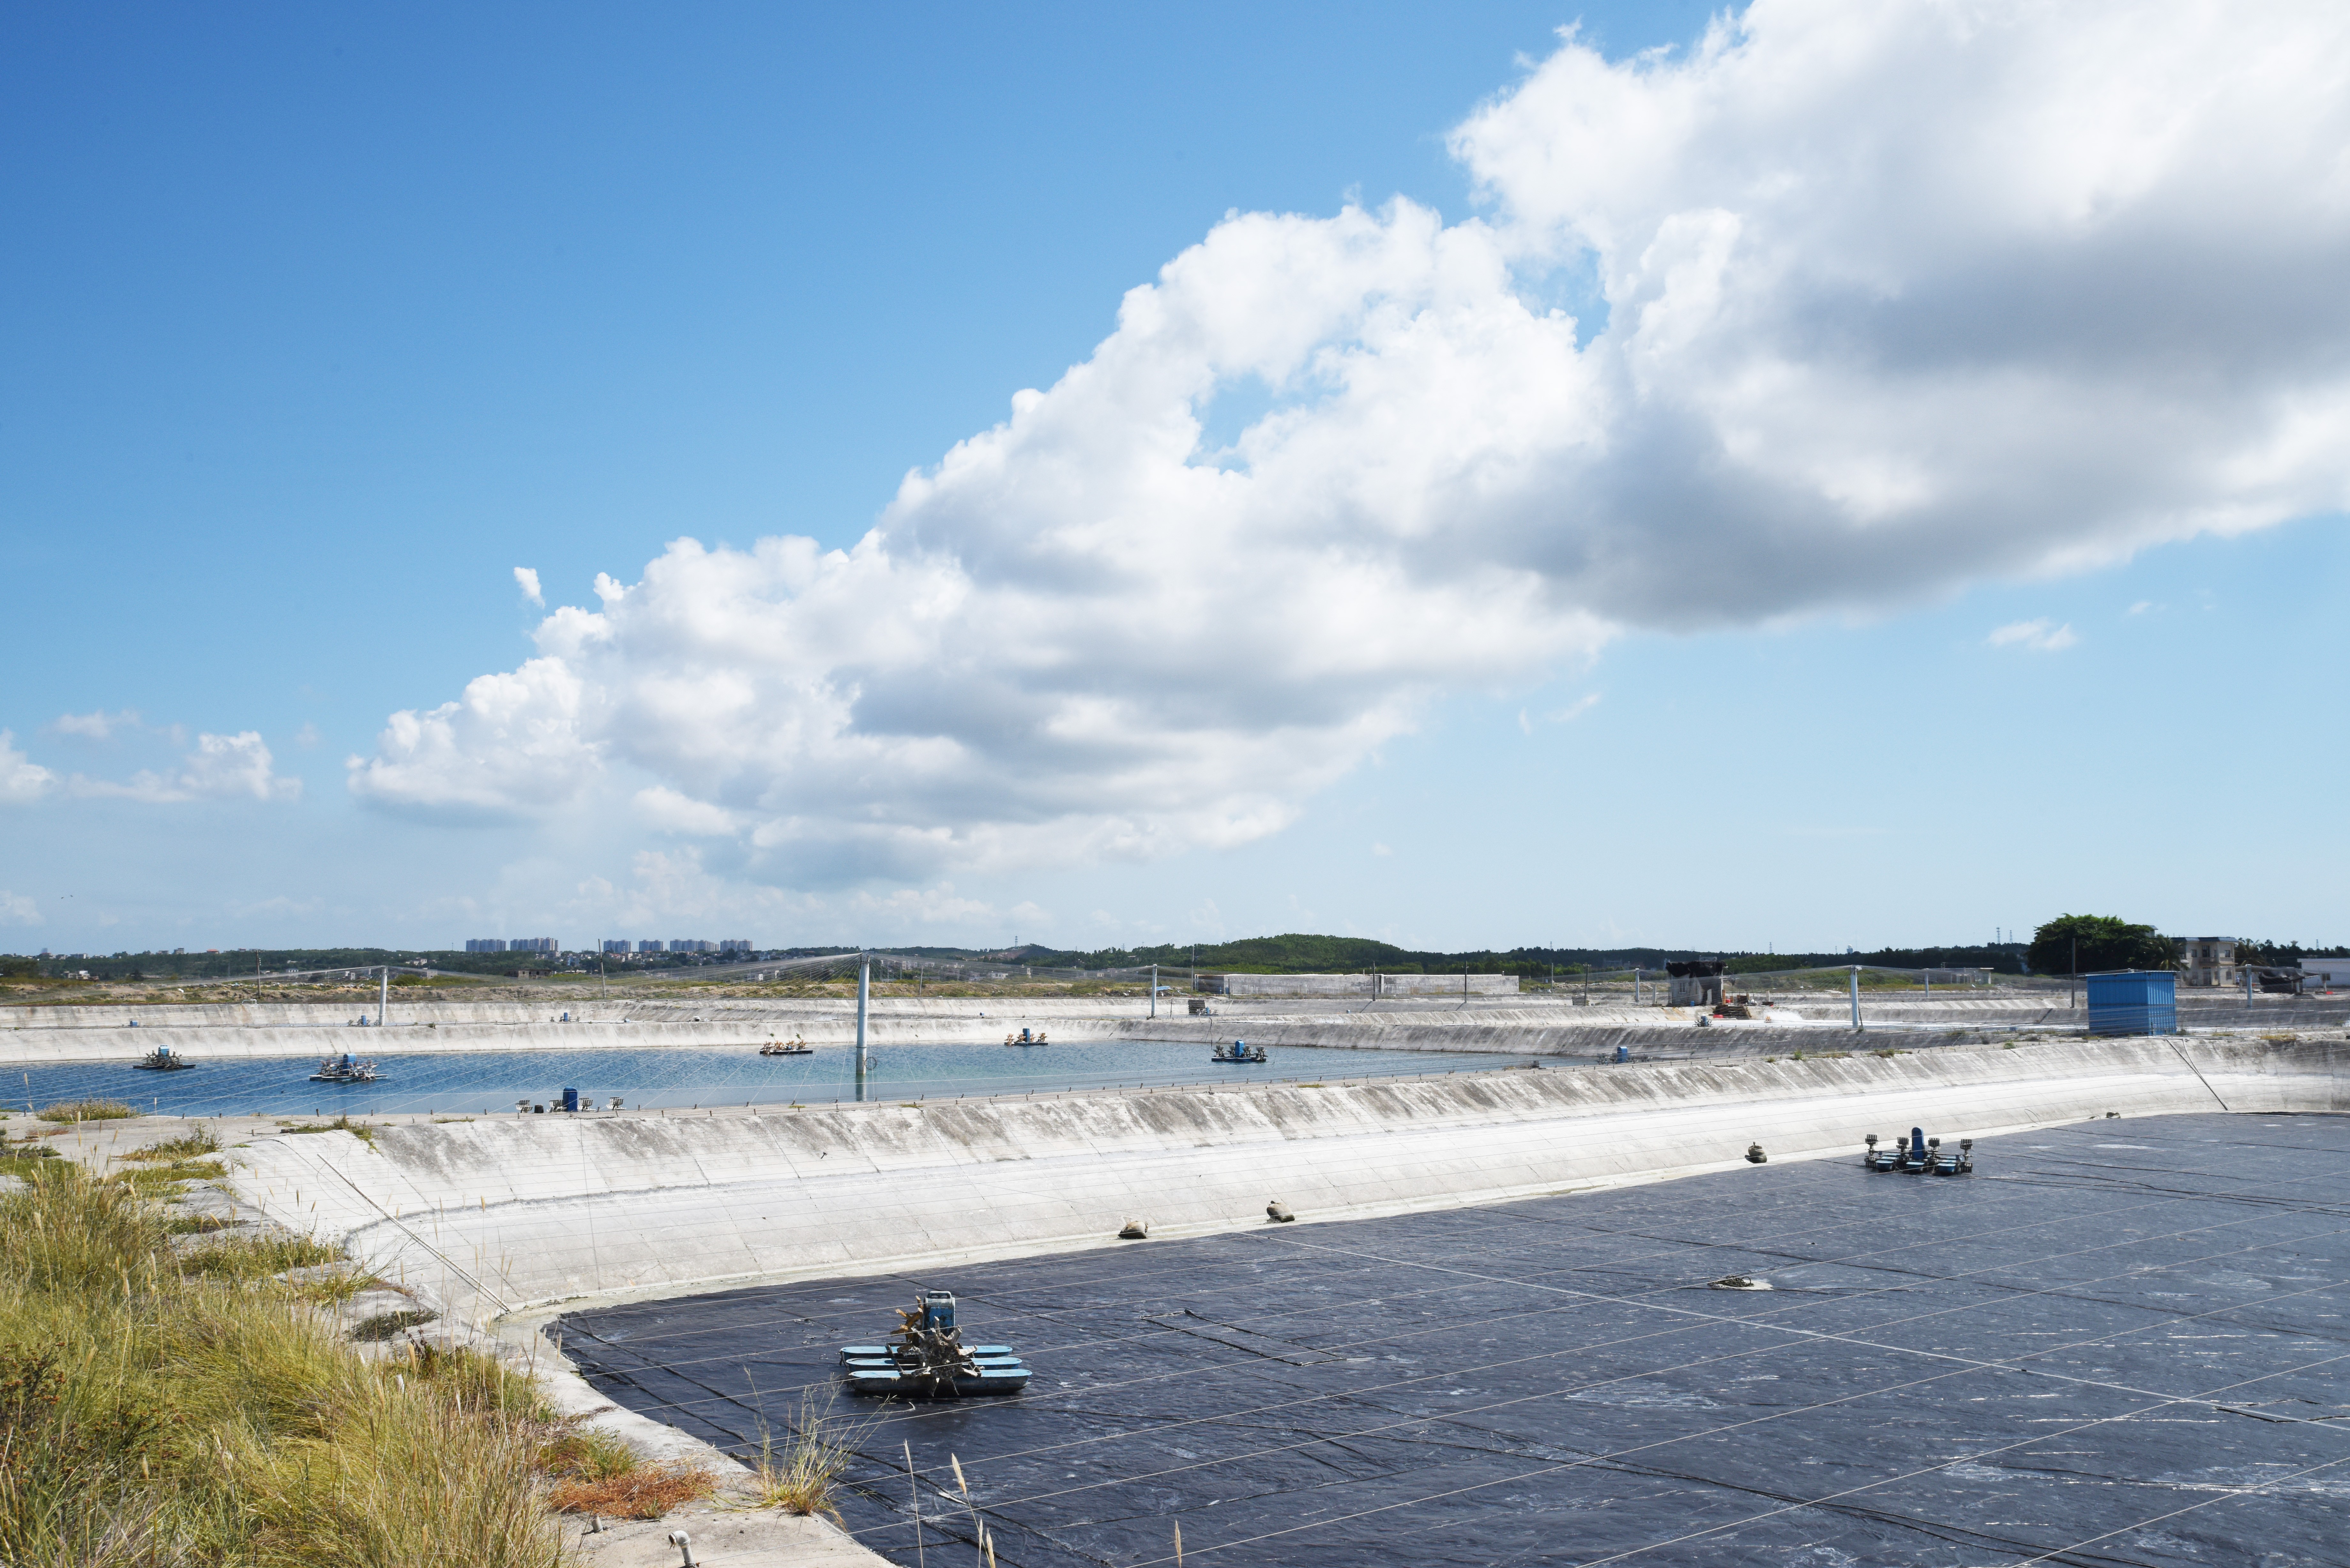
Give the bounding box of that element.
[3,2,2343,955]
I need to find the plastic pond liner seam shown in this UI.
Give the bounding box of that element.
[557,1112,2350,1568]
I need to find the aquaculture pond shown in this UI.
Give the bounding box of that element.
[3,1038,1524,1118]
[561,1112,2350,1568]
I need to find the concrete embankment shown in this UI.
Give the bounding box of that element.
[215,1035,2345,1333]
[1113,1014,1990,1058]
[0,996,1138,1064]
[0,996,1162,1029]
[13,991,2336,1065]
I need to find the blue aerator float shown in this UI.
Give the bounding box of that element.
[1212,1039,1267,1064]
[840,1290,1030,1397]
[1863,1126,1973,1175]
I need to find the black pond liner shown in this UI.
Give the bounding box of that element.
[554,1112,2350,1567]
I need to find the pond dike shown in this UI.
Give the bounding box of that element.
[214,1034,2346,1334]
[0,998,1129,1064]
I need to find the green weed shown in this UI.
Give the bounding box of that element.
[118,1127,221,1162]
[36,1099,134,1124]
[279,1114,377,1145]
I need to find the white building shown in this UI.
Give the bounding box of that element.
[2177,937,2239,987]
[2299,958,2350,990]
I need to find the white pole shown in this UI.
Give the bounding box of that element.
[1150,963,1157,1019]
[1849,965,1861,1030]
[855,957,870,1102]
[377,966,387,1027]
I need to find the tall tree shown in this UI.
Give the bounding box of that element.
[2028,915,2174,975]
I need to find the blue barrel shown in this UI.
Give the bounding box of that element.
[1614,1045,1629,1063]
[563,1087,580,1112]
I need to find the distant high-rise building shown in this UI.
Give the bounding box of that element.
[668,939,716,953]
[601,940,630,955]
[466,938,508,953]
[719,939,753,953]
[510,937,558,954]
[637,940,661,954]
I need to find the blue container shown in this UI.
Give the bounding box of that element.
[2085,971,2178,1037]
[562,1086,580,1112]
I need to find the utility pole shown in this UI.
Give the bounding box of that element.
[1149,963,1157,1019]
[2070,936,2077,1011]
[854,956,870,1102]
[377,966,387,1027]
[1849,965,1861,1030]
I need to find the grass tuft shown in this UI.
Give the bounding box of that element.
[280,1114,378,1145]
[36,1099,134,1123]
[118,1127,221,1162]
[748,1387,875,1520]
[181,1232,342,1283]
[352,1308,440,1342]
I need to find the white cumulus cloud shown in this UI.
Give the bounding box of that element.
[350,0,2350,880]
[515,566,543,606]
[0,890,41,925]
[347,658,596,818]
[0,731,57,804]
[1987,618,2079,652]
[76,732,302,803]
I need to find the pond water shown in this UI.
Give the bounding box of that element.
[3,1038,1522,1118]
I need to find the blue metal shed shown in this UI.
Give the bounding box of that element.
[2084,970,2178,1037]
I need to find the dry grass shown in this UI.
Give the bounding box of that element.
[0,1160,566,1566]
[539,1418,719,1519]
[545,1452,716,1519]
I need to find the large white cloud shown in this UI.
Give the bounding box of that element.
[351,0,2350,877]
[0,731,57,805]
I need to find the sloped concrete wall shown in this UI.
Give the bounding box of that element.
[217,1036,2345,1331]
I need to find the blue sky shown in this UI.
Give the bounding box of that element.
[4,2,2344,956]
